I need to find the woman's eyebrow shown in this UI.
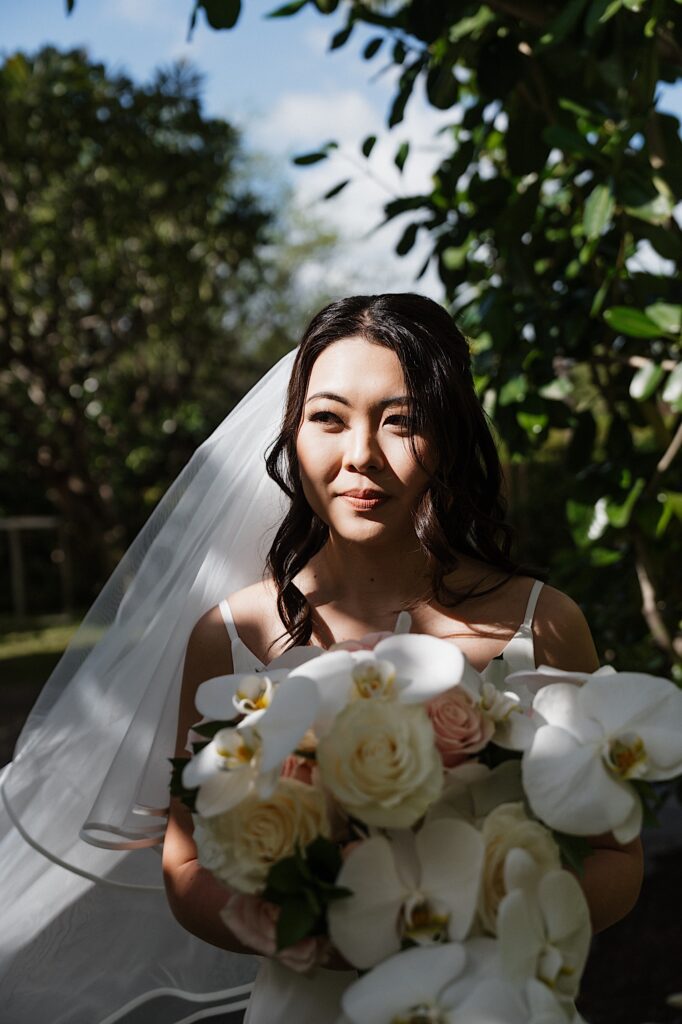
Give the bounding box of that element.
[305,391,411,408]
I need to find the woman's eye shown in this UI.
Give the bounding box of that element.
[387,415,414,430]
[309,411,341,424]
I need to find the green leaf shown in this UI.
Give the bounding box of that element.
[629,361,665,401]
[267,0,308,15]
[583,183,615,239]
[396,222,419,256]
[644,303,681,335]
[543,125,599,160]
[603,306,661,338]
[275,899,317,950]
[426,64,458,109]
[585,0,623,34]
[553,831,594,877]
[292,143,336,165]
[656,492,682,536]
[537,0,591,49]
[361,135,377,158]
[498,375,527,406]
[265,856,306,897]
[305,836,343,882]
[566,497,609,546]
[363,37,383,60]
[392,39,407,64]
[388,64,420,128]
[394,141,409,173]
[323,179,350,199]
[330,23,353,50]
[588,545,623,566]
[662,364,682,406]
[606,477,645,527]
[201,0,241,29]
[449,7,496,42]
[624,194,672,225]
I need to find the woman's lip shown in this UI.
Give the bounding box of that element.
[341,494,389,509]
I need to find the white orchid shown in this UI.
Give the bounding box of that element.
[327,819,484,968]
[288,634,483,737]
[182,674,319,816]
[425,760,525,829]
[339,940,570,1024]
[194,645,323,720]
[521,671,682,841]
[497,849,591,1003]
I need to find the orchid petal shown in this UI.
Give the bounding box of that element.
[612,796,642,844]
[415,818,484,940]
[193,764,254,817]
[327,836,406,968]
[522,724,638,835]
[340,944,467,1024]
[497,887,545,982]
[289,651,355,735]
[531,685,602,742]
[538,871,591,971]
[194,674,246,719]
[182,739,225,790]
[373,634,482,701]
[254,674,319,773]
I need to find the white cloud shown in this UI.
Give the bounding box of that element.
[246,80,456,299]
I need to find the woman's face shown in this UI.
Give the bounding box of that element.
[296,336,433,543]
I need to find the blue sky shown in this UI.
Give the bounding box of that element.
[3,0,681,298]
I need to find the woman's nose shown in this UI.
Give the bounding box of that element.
[342,426,385,472]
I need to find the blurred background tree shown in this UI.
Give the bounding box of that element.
[167,0,682,678]
[0,45,338,609]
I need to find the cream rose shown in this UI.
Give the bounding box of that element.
[478,801,561,935]
[427,686,495,767]
[193,777,330,894]
[316,699,443,827]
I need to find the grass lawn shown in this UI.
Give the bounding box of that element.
[0,612,83,684]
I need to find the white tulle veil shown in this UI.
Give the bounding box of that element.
[0,346,297,1022]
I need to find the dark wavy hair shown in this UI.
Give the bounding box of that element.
[264,292,538,654]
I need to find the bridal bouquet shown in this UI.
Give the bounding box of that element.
[170,630,682,1023]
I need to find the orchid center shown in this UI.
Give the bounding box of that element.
[233,676,273,713]
[479,681,519,721]
[392,1004,447,1024]
[401,892,450,945]
[537,941,577,988]
[352,660,395,700]
[215,735,254,768]
[604,733,647,779]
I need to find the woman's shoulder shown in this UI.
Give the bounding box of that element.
[532,582,600,672]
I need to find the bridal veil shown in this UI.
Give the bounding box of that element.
[0,346,297,1022]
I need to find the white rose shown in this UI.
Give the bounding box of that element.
[316,699,443,827]
[193,777,330,894]
[478,802,561,935]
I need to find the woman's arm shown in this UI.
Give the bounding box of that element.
[532,584,644,933]
[162,605,255,955]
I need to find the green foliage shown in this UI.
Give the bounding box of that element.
[263,836,351,950]
[0,46,339,609]
[175,0,682,671]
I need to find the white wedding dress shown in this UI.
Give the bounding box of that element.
[0,579,544,1023]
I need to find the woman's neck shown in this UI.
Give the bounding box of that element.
[307,532,434,614]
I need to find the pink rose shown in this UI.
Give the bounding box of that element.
[221,892,329,973]
[280,753,317,786]
[427,687,494,768]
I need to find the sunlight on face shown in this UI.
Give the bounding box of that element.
[296,337,433,543]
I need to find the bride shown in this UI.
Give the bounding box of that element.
[0,292,642,1023]
[162,293,643,1023]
